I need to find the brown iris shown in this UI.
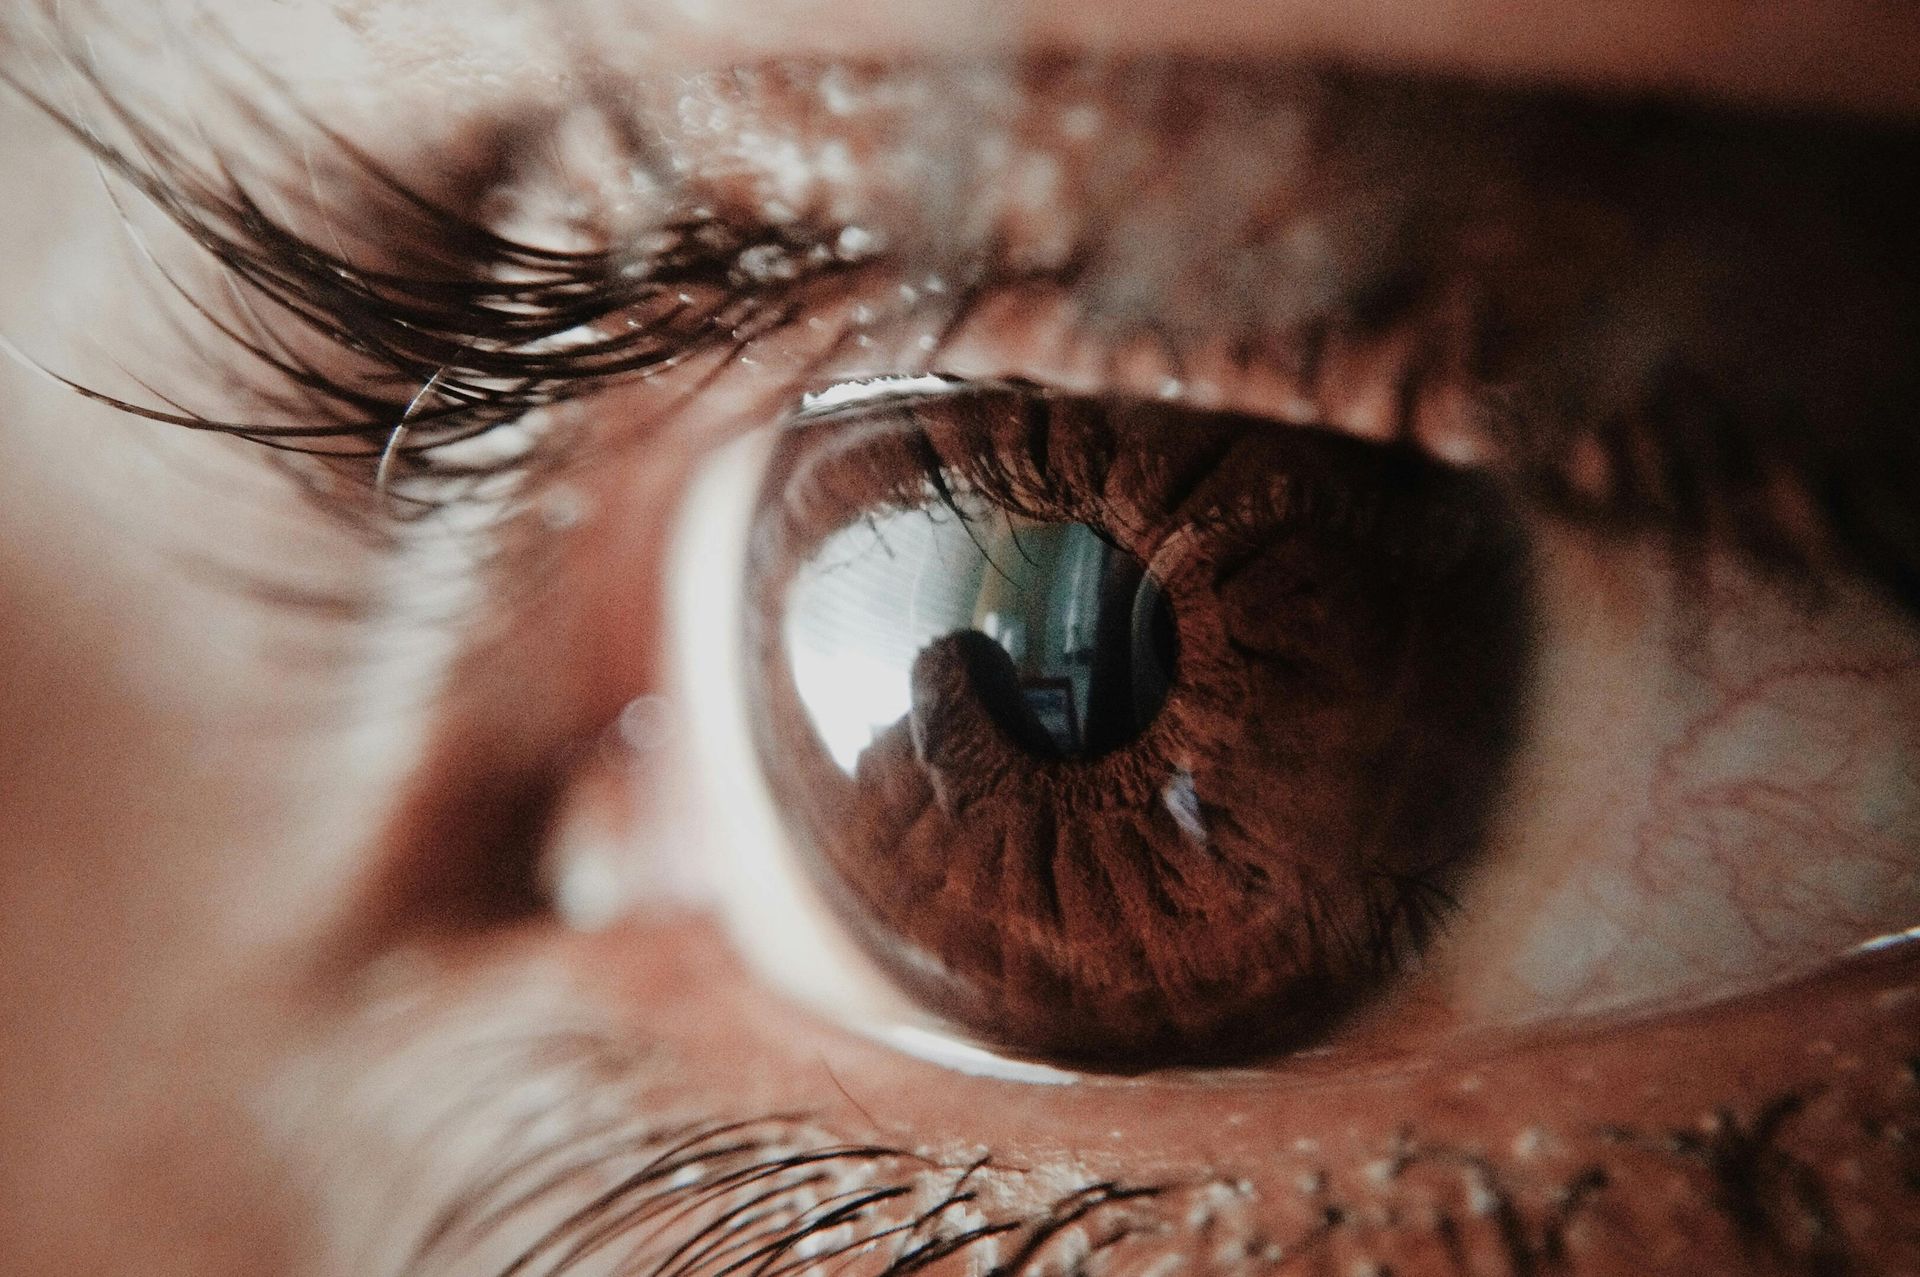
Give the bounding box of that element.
[743,384,1533,1068]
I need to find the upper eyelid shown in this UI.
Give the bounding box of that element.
[5,47,1890,399]
[10,42,1920,609]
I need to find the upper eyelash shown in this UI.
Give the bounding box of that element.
[6,35,1920,615]
[2,52,876,519]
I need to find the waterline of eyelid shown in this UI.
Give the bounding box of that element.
[874,1025,1083,1085]
[798,374,966,417]
[1852,924,1920,955]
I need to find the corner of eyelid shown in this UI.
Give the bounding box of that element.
[538,704,720,932]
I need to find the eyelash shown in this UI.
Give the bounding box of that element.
[8,43,1920,620]
[394,1029,1828,1277]
[7,69,843,511]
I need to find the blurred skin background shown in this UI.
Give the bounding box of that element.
[2,1,1919,1274]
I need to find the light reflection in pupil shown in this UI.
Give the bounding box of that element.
[783,498,1176,772]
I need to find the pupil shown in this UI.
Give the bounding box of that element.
[963,522,1175,759]
[782,503,1176,774]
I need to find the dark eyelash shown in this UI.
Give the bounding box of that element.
[2,53,875,526]
[422,1113,1159,1277]
[391,1031,1878,1277]
[7,37,1920,615]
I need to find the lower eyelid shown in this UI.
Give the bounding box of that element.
[310,911,1920,1277]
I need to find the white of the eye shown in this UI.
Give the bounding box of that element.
[667,410,1102,1082]
[670,428,923,1030]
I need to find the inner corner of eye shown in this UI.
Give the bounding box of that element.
[712,380,1540,1070]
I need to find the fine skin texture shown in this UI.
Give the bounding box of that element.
[1,4,1919,1277]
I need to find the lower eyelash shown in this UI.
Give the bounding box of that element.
[381,1025,1871,1277]
[411,1107,1160,1277]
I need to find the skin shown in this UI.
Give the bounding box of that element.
[1,1,1917,1274]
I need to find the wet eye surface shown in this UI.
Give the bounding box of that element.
[741,382,1533,1066]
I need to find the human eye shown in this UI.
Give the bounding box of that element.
[612,60,1920,1082]
[673,364,1920,1072]
[4,7,1920,1277]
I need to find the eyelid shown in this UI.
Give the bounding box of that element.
[408,68,1920,618]
[575,0,1920,120]
[25,33,1918,616]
